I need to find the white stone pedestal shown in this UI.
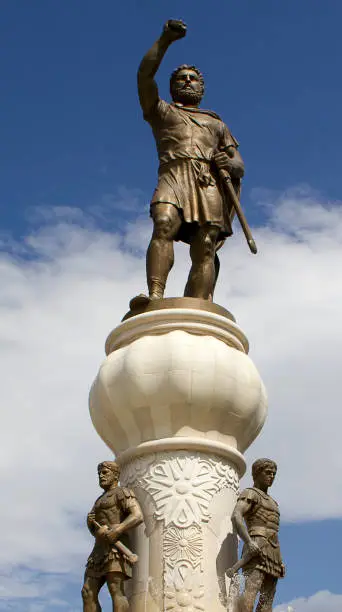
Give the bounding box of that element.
[89,300,267,611]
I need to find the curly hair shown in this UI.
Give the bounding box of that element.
[252,458,277,481]
[97,461,120,480]
[170,64,205,96]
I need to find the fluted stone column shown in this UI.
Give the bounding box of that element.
[89,299,267,611]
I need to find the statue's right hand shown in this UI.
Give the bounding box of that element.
[246,540,261,557]
[162,20,187,42]
[96,525,109,539]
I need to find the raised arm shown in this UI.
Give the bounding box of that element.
[137,19,187,117]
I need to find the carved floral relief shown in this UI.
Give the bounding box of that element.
[121,451,239,528]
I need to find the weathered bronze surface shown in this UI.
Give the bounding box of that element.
[229,458,285,611]
[122,295,236,322]
[136,19,255,303]
[82,461,143,612]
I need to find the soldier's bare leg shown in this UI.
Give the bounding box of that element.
[255,574,277,612]
[184,225,220,300]
[81,574,105,612]
[236,568,264,612]
[107,573,129,612]
[147,203,182,299]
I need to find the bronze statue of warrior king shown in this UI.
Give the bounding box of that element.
[81,461,143,612]
[137,19,255,304]
[229,458,285,612]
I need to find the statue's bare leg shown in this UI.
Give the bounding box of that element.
[237,569,264,612]
[184,225,220,300]
[107,573,129,612]
[147,203,182,299]
[82,574,105,612]
[255,575,277,611]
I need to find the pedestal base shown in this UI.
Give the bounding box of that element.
[89,300,267,611]
[120,449,239,612]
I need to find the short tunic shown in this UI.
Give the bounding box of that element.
[145,99,240,244]
[85,487,137,579]
[239,487,284,579]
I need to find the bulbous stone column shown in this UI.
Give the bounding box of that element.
[89,299,267,611]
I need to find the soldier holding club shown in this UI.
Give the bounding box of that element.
[81,461,143,612]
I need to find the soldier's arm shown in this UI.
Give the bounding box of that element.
[214,124,245,179]
[232,499,260,555]
[231,499,253,545]
[226,146,245,179]
[137,19,187,117]
[106,495,143,544]
[86,508,97,536]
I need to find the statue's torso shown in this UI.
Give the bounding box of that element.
[147,100,229,165]
[244,488,280,535]
[86,487,135,578]
[93,488,127,527]
[239,487,284,578]
[145,99,237,240]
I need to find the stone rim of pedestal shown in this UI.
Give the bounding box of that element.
[116,436,246,476]
[105,305,249,356]
[122,296,236,323]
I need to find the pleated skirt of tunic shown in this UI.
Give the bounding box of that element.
[86,539,132,579]
[150,158,233,243]
[242,535,284,578]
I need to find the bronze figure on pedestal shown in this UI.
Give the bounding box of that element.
[228,458,285,611]
[81,461,143,612]
[135,19,255,306]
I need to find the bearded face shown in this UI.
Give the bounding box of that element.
[97,463,119,490]
[170,68,204,106]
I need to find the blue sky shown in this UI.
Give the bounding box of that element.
[1,1,342,610]
[3,0,342,233]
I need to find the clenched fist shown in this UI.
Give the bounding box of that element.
[106,525,122,544]
[95,525,109,540]
[246,540,261,557]
[162,19,187,43]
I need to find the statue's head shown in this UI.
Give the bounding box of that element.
[170,64,204,107]
[97,461,120,490]
[252,458,277,489]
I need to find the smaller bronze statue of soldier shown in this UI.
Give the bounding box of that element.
[228,458,285,611]
[82,461,143,612]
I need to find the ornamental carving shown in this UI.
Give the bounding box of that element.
[165,564,205,612]
[164,523,202,567]
[120,453,156,484]
[120,451,239,528]
[120,451,239,610]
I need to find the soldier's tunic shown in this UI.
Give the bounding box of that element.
[239,487,284,578]
[85,487,136,579]
[145,99,240,244]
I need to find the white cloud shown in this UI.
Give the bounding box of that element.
[234,188,342,521]
[0,570,76,610]
[275,590,342,611]
[1,186,342,599]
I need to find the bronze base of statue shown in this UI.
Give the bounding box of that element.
[123,295,236,322]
